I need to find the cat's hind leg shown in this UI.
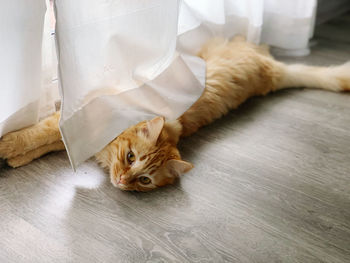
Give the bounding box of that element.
[277,61,350,92]
[0,112,61,159]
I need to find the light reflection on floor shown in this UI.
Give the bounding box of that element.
[42,164,106,215]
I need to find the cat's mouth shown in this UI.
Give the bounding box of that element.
[113,176,123,185]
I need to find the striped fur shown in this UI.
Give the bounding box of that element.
[95,118,192,191]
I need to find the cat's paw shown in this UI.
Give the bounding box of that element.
[337,61,350,91]
[0,132,25,159]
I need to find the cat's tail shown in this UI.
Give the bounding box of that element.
[277,61,350,92]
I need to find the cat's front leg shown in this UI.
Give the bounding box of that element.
[6,140,65,168]
[0,112,61,159]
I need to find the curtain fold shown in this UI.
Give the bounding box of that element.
[0,0,317,168]
[54,0,206,168]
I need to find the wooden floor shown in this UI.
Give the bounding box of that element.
[1,13,350,263]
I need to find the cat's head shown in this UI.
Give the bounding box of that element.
[105,117,193,191]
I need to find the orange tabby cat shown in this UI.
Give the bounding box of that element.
[1,37,349,191]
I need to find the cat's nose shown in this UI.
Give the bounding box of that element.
[118,175,128,185]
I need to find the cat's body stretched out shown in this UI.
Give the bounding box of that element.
[1,37,349,191]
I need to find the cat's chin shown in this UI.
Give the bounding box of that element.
[112,182,132,191]
[116,183,129,191]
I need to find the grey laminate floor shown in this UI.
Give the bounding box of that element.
[1,13,350,263]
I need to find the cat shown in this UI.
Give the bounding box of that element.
[0,36,349,191]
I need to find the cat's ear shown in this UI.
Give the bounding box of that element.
[166,159,193,177]
[140,116,165,144]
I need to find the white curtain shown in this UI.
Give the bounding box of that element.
[179,0,317,56]
[0,0,57,137]
[0,0,317,169]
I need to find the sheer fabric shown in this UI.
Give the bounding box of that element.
[179,0,316,56]
[0,0,317,168]
[0,0,57,137]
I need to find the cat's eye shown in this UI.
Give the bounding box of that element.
[139,176,151,185]
[127,151,135,164]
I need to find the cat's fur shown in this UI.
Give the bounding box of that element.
[1,37,349,191]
